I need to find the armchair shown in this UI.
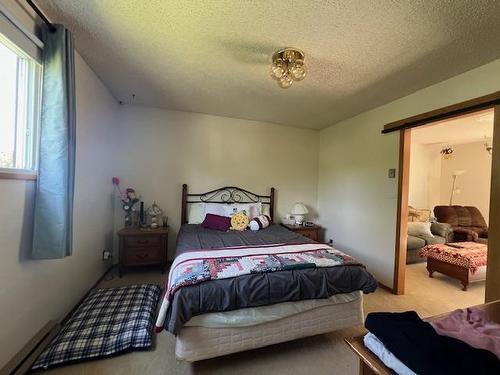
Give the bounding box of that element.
[434,206,488,244]
[406,222,453,264]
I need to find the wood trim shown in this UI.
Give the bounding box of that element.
[0,171,37,181]
[393,129,411,295]
[181,184,188,225]
[344,336,392,375]
[486,105,500,302]
[377,282,393,293]
[382,90,500,134]
[269,187,275,222]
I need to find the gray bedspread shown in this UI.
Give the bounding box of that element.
[164,224,378,334]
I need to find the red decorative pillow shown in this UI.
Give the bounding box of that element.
[202,214,231,231]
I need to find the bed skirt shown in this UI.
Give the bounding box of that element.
[175,293,364,361]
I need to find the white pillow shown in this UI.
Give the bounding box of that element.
[189,202,265,224]
[204,203,227,217]
[223,203,262,220]
[249,215,272,231]
[187,203,205,224]
[407,222,434,238]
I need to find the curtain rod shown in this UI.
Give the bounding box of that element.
[0,3,44,48]
[25,0,56,32]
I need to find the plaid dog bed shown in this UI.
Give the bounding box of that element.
[32,284,161,370]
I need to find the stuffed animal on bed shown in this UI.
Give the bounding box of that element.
[230,210,250,231]
[249,214,272,231]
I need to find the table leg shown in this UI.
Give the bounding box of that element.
[359,360,377,375]
[461,281,468,291]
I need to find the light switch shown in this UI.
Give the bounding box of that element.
[388,168,396,178]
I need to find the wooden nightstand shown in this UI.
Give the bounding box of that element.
[117,227,169,277]
[281,223,322,242]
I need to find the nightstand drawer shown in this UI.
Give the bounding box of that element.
[124,247,161,265]
[298,229,318,241]
[125,236,162,248]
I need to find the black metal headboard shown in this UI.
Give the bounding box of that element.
[181,184,275,224]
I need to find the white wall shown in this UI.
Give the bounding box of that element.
[408,143,442,210]
[0,2,119,366]
[440,142,492,222]
[408,141,491,224]
[113,106,319,257]
[318,57,500,287]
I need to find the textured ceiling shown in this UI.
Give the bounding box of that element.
[412,109,494,145]
[41,0,500,129]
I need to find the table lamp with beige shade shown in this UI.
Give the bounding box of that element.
[290,202,308,225]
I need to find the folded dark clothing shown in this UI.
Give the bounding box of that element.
[365,311,500,375]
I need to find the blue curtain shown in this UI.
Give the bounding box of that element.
[32,24,76,259]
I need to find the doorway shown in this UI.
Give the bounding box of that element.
[385,92,500,299]
[401,110,493,303]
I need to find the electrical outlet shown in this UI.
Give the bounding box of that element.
[102,250,112,260]
[388,168,396,178]
[328,239,333,245]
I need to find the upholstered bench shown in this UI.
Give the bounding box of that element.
[419,242,487,291]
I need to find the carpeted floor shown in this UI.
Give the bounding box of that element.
[45,262,485,375]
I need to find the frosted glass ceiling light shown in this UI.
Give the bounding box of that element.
[270,48,307,88]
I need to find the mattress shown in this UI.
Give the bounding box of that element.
[185,290,361,328]
[176,292,364,362]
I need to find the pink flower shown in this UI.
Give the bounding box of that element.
[125,188,137,200]
[112,177,120,185]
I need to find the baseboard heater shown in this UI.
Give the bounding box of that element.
[1,321,60,374]
[1,266,114,374]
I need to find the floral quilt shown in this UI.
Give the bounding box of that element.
[155,242,361,331]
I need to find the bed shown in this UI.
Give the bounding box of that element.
[155,185,378,361]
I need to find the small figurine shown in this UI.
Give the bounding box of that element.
[146,201,163,229]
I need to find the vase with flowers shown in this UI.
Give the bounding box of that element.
[112,177,140,227]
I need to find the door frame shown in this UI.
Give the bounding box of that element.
[383,91,500,296]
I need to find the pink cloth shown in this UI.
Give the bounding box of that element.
[430,308,500,360]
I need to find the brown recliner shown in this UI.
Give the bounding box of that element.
[434,206,488,244]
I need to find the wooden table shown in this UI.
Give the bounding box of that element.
[345,335,394,375]
[345,300,500,375]
[281,223,322,242]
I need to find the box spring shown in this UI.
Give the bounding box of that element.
[175,292,364,361]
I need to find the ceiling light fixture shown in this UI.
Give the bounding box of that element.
[440,145,454,160]
[270,48,307,89]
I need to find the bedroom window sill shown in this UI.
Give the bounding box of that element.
[0,170,37,181]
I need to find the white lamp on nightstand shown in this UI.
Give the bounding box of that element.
[290,202,308,225]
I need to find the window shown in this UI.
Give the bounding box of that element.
[0,33,41,173]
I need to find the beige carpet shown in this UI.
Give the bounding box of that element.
[45,263,485,375]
